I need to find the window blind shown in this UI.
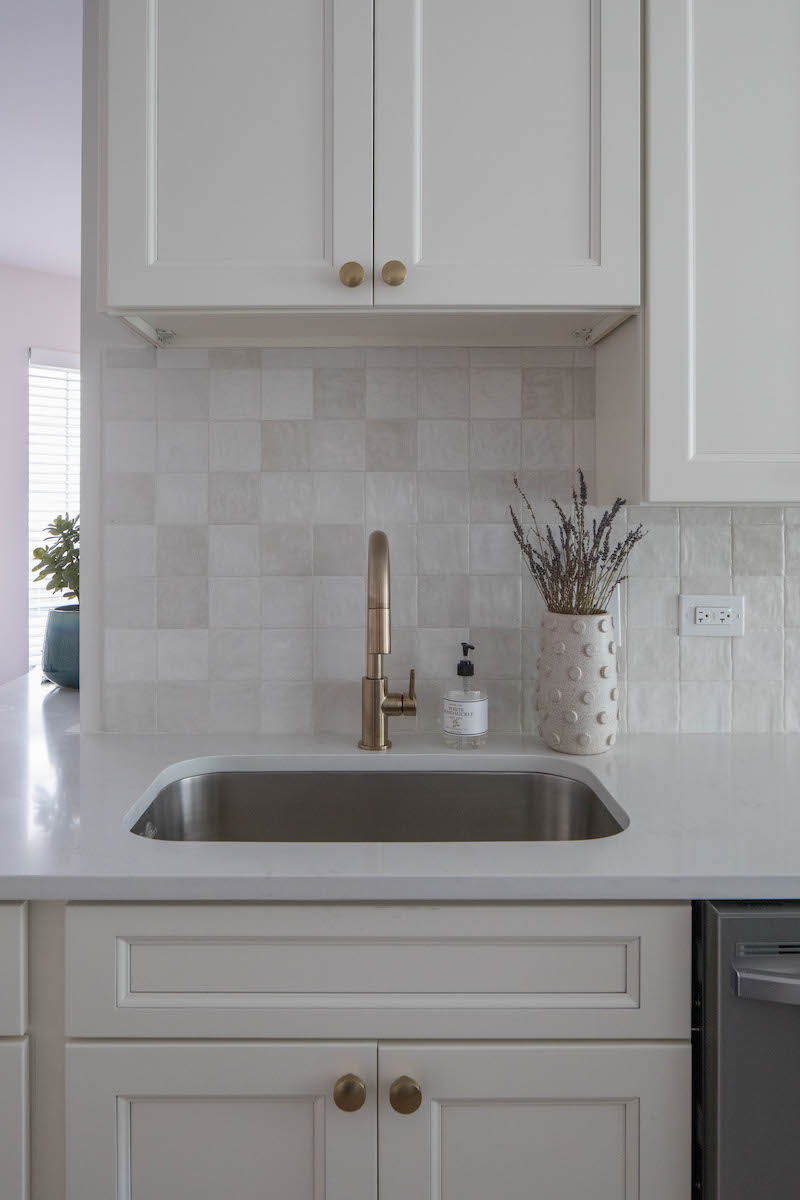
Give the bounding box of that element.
[28,350,80,669]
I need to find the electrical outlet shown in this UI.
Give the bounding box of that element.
[695,606,733,625]
[679,595,745,637]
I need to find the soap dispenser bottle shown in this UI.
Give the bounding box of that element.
[442,642,489,749]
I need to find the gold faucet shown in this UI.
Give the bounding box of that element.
[358,530,416,751]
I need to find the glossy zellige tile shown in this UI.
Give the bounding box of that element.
[157,421,209,472]
[209,368,261,419]
[209,421,261,472]
[417,420,469,471]
[261,368,313,419]
[469,368,522,418]
[418,525,469,575]
[420,367,469,417]
[522,368,573,418]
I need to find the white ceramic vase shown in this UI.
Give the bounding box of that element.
[536,611,619,755]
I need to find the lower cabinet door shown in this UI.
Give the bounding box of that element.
[379,1043,690,1200]
[0,1039,28,1200]
[67,1042,377,1200]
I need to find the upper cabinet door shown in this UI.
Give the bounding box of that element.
[648,0,800,502]
[105,0,373,309]
[373,0,640,308]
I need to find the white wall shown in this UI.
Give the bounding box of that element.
[0,265,80,684]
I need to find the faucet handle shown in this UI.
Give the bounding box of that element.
[380,668,417,719]
[402,667,417,716]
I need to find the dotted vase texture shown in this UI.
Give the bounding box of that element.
[536,611,619,755]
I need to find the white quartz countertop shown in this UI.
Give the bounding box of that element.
[3,671,800,901]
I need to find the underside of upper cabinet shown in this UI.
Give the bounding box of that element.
[119,308,636,349]
[99,0,641,334]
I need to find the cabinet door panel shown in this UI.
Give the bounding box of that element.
[67,1042,376,1200]
[106,0,373,308]
[0,903,26,1035]
[0,1040,28,1200]
[374,0,639,307]
[379,1043,689,1200]
[648,0,800,500]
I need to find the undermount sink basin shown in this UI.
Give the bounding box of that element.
[129,770,627,843]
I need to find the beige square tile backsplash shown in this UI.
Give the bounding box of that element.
[100,344,799,735]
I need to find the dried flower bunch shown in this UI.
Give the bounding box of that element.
[510,471,644,615]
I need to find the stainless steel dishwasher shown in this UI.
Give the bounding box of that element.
[696,901,800,1198]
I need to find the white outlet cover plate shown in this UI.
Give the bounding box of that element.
[679,594,746,637]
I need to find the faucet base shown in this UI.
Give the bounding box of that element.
[359,675,391,751]
[358,669,417,751]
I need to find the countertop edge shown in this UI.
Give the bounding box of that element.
[1,875,798,903]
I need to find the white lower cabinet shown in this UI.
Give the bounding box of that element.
[66,1039,690,1200]
[65,903,691,1199]
[0,1040,28,1200]
[66,1042,378,1200]
[379,1042,690,1200]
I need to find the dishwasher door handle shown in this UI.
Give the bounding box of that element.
[732,955,800,1005]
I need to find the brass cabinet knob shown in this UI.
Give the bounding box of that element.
[381,260,407,286]
[389,1075,422,1114]
[333,1073,367,1112]
[338,261,365,288]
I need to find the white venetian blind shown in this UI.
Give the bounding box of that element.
[28,349,80,669]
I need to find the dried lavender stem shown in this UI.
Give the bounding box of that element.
[510,471,645,617]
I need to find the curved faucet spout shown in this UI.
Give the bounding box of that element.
[359,530,416,751]
[366,529,391,659]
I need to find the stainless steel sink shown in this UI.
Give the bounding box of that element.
[129,770,627,842]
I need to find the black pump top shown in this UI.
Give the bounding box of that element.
[457,642,475,677]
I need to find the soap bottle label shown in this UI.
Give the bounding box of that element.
[442,696,488,736]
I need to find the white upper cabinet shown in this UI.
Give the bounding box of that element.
[102,0,639,315]
[645,0,800,501]
[374,0,640,308]
[105,0,374,309]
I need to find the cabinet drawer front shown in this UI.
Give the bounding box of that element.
[66,903,690,1039]
[0,904,27,1036]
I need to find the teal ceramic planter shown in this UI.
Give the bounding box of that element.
[42,605,79,689]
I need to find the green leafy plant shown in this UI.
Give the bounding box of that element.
[510,470,644,615]
[32,514,80,602]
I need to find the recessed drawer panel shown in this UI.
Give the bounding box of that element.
[66,903,690,1039]
[0,904,27,1036]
